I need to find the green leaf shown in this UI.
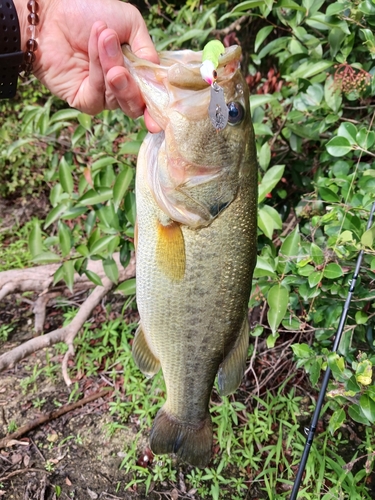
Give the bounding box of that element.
[308,271,322,288]
[291,343,311,358]
[60,206,88,220]
[328,28,346,58]
[76,245,89,257]
[324,76,342,113]
[253,123,273,136]
[355,359,373,385]
[59,159,74,195]
[290,60,333,80]
[119,141,142,155]
[50,109,81,124]
[29,222,43,258]
[77,113,92,131]
[348,404,371,426]
[218,0,264,21]
[258,205,282,239]
[323,263,343,279]
[355,311,368,325]
[329,408,346,435]
[254,26,273,52]
[356,129,375,150]
[71,125,86,148]
[250,94,277,110]
[254,256,276,275]
[63,260,75,293]
[346,376,361,394]
[116,278,136,295]
[267,284,289,334]
[258,142,271,171]
[360,394,375,423]
[91,157,117,172]
[277,0,306,11]
[326,137,353,157]
[326,2,348,15]
[361,227,375,248]
[258,164,285,203]
[53,264,65,286]
[337,122,358,145]
[32,251,61,264]
[311,243,324,265]
[113,167,134,209]
[58,221,72,258]
[44,202,70,229]
[85,270,103,287]
[90,235,118,255]
[77,188,113,206]
[103,257,119,284]
[280,225,300,258]
[318,186,340,203]
[124,192,137,226]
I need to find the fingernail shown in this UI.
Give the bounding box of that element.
[111,74,128,91]
[104,34,119,58]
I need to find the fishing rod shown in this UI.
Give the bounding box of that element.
[289,200,375,500]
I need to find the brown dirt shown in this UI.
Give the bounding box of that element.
[0,356,176,500]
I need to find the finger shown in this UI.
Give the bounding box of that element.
[144,109,162,134]
[112,4,159,64]
[88,21,107,99]
[73,21,108,115]
[105,65,145,117]
[98,29,145,117]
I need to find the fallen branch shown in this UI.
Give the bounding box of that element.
[0,388,112,450]
[211,14,250,36]
[0,468,47,482]
[0,255,136,377]
[0,253,134,332]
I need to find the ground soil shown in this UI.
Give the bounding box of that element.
[0,350,156,500]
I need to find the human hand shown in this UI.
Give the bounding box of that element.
[16,0,161,131]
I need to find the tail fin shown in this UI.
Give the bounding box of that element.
[150,406,212,467]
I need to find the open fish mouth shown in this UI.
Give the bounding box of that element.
[123,44,242,91]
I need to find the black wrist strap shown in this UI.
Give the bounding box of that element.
[0,0,24,99]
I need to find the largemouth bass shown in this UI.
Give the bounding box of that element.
[123,45,258,467]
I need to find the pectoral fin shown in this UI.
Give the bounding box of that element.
[132,324,160,378]
[217,317,249,396]
[156,220,185,281]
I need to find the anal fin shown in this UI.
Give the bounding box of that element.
[217,317,249,396]
[156,220,185,281]
[132,324,160,378]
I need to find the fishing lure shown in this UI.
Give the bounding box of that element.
[201,40,228,131]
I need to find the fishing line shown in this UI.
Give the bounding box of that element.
[289,199,375,500]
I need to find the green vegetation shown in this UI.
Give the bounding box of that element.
[1,0,375,498]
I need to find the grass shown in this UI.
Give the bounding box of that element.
[10,305,373,500]
[0,218,35,271]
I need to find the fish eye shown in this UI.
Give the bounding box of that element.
[227,102,244,125]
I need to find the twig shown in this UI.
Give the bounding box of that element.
[61,275,115,386]
[0,388,112,450]
[0,468,46,482]
[211,14,250,36]
[0,256,135,375]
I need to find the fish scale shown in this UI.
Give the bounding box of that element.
[123,44,258,466]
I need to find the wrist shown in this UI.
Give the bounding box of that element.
[14,0,44,50]
[15,0,49,75]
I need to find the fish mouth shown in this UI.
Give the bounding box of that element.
[122,44,242,91]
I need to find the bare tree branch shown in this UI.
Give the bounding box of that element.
[0,256,136,375]
[0,388,112,450]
